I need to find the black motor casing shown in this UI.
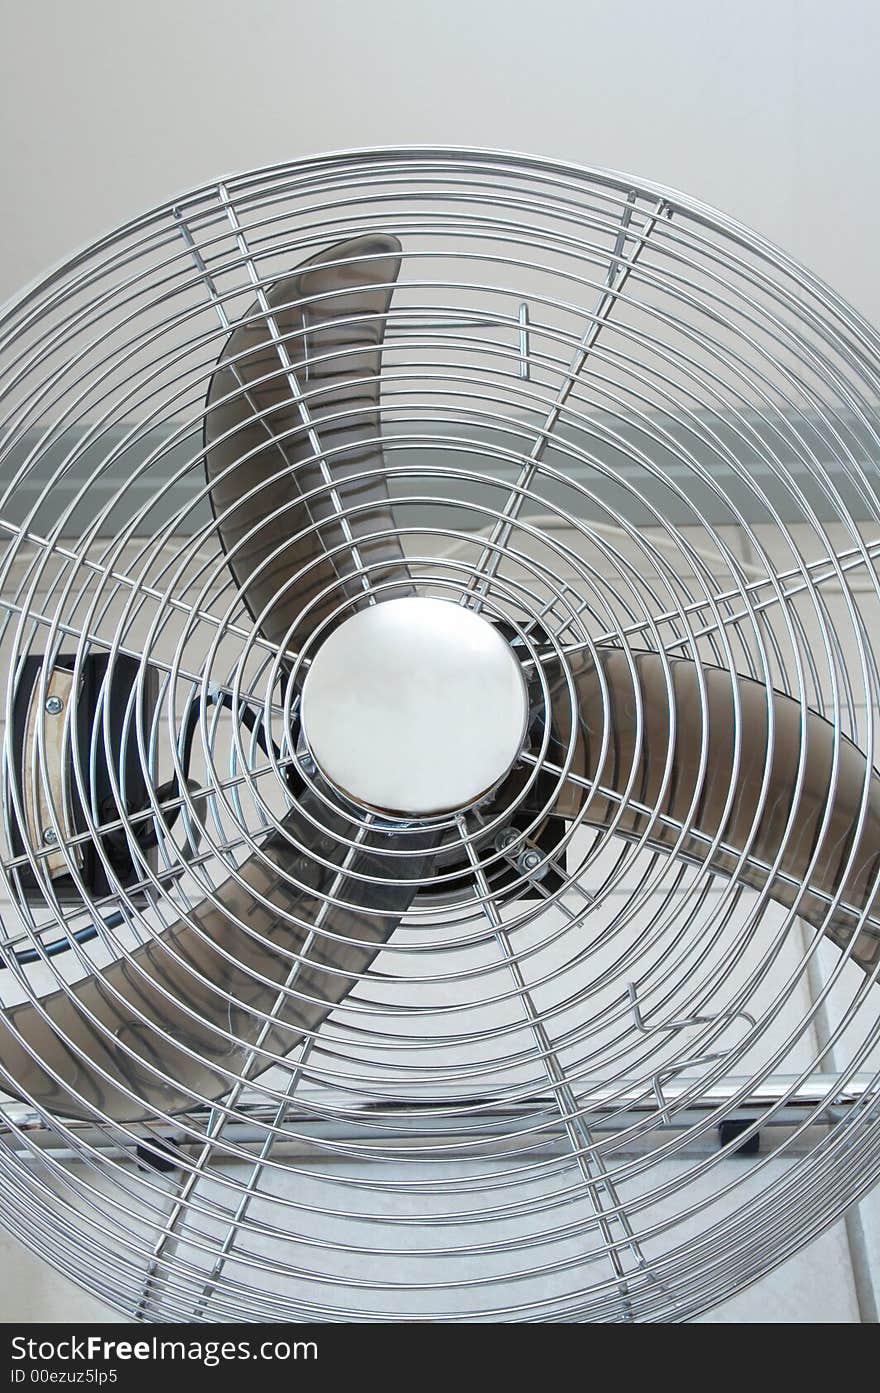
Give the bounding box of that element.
[9,653,158,902]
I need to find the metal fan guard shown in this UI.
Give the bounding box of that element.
[0,147,879,1322]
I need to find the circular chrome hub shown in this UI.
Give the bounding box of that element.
[300,597,529,816]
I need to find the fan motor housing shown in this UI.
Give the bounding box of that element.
[9,653,158,902]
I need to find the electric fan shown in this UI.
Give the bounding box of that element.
[1,147,879,1323]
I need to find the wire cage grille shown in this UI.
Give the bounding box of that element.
[1,148,880,1321]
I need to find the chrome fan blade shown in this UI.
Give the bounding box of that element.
[205,233,409,650]
[0,793,434,1123]
[548,649,880,973]
[1,238,426,1124]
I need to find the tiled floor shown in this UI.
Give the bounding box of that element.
[0,1204,871,1322]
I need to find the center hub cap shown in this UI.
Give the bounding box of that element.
[300,597,528,816]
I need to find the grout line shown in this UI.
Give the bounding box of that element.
[844,1204,880,1325]
[797,912,879,1323]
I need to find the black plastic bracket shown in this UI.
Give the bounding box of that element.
[718,1118,760,1155]
[135,1136,183,1174]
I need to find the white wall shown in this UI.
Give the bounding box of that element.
[2,0,880,1325]
[2,0,880,324]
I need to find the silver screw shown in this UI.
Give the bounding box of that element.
[519,848,543,874]
[496,829,519,853]
[45,695,63,715]
[42,827,58,845]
